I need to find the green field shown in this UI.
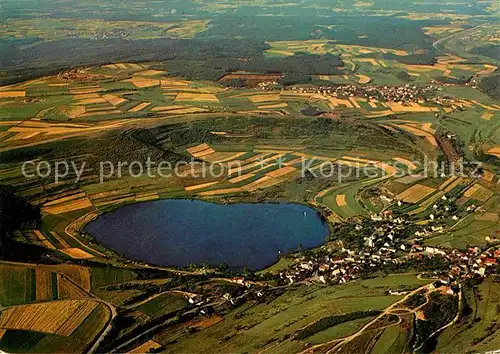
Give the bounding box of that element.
[0,265,36,305]
[0,304,110,353]
[436,277,500,353]
[90,267,138,290]
[152,279,427,353]
[307,316,376,344]
[136,292,190,318]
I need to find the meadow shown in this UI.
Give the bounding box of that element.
[0,2,498,352]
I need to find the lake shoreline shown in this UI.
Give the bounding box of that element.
[84,198,330,271]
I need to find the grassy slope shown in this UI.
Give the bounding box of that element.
[154,276,428,353]
[436,277,500,353]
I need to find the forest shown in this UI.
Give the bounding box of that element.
[1,12,448,85]
[0,37,342,85]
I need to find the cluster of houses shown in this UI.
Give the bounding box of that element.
[274,207,499,288]
[287,83,437,104]
[276,238,499,288]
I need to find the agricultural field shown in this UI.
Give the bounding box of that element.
[435,277,500,353]
[266,39,500,88]
[0,1,499,353]
[151,278,427,353]
[0,262,112,353]
[0,301,110,353]
[2,18,211,41]
[135,292,190,318]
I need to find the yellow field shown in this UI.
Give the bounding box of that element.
[192,147,216,158]
[336,194,347,207]
[44,192,87,206]
[470,100,500,111]
[482,170,495,182]
[284,157,306,166]
[463,183,493,202]
[477,64,498,75]
[230,154,284,175]
[394,124,438,146]
[161,78,190,87]
[241,176,284,191]
[111,63,144,70]
[443,177,465,192]
[202,151,247,163]
[386,102,439,113]
[77,97,107,104]
[409,190,447,215]
[438,176,458,190]
[136,69,167,76]
[341,156,374,163]
[175,93,219,103]
[481,112,494,120]
[185,181,219,191]
[335,159,368,168]
[423,25,463,36]
[73,93,100,99]
[0,91,25,98]
[328,97,353,108]
[125,77,160,88]
[229,173,255,184]
[266,49,294,56]
[256,102,288,109]
[85,106,121,112]
[161,107,208,114]
[64,105,86,118]
[70,88,104,95]
[0,120,21,126]
[376,162,397,175]
[36,269,53,301]
[247,94,281,103]
[61,248,94,259]
[102,94,127,106]
[266,166,297,178]
[187,143,210,154]
[355,58,379,66]
[487,147,500,157]
[57,301,100,336]
[396,184,436,203]
[135,192,160,202]
[0,300,100,336]
[349,97,362,108]
[128,340,163,354]
[42,198,93,214]
[6,132,40,141]
[357,74,371,84]
[33,230,56,250]
[128,102,151,112]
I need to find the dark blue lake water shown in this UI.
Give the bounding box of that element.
[85,199,328,270]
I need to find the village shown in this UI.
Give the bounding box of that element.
[178,190,498,309]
